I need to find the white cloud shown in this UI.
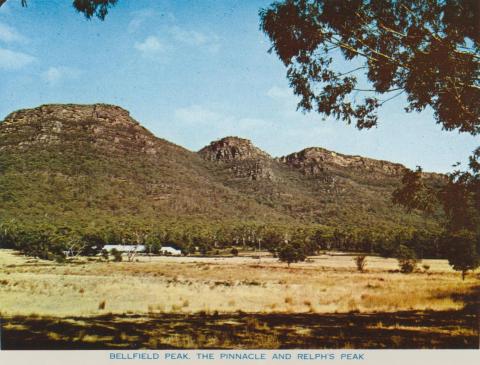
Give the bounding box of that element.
[133,23,220,61]
[169,26,220,53]
[41,66,82,85]
[170,26,208,46]
[0,22,25,43]
[0,47,35,70]
[134,36,166,55]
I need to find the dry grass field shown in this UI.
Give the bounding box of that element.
[0,249,478,349]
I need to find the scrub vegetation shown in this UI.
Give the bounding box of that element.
[1,249,478,349]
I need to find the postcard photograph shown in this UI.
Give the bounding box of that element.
[0,0,479,355]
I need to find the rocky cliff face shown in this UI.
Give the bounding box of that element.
[199,137,276,180]
[279,147,406,178]
[0,104,182,157]
[199,136,270,162]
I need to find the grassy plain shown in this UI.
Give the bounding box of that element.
[0,249,478,349]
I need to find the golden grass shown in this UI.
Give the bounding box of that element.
[0,249,477,317]
[367,322,478,337]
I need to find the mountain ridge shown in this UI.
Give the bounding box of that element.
[2,103,442,177]
[0,103,443,234]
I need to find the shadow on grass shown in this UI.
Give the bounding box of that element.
[2,283,479,350]
[2,302,478,350]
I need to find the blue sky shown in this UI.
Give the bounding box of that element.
[0,0,477,173]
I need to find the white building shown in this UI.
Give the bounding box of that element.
[103,245,146,253]
[101,245,182,256]
[159,246,182,256]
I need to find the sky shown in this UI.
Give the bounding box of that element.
[0,0,477,173]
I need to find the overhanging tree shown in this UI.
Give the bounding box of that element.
[443,229,480,279]
[260,0,479,133]
[0,0,118,20]
[260,0,479,234]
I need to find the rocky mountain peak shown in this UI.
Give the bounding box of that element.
[279,147,406,177]
[198,136,271,162]
[199,137,276,181]
[2,104,135,127]
[0,104,169,156]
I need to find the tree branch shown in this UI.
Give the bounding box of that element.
[353,87,403,92]
[379,90,405,105]
[336,66,367,77]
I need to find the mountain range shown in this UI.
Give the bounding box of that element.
[0,104,443,233]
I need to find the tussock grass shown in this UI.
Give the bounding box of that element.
[0,249,477,317]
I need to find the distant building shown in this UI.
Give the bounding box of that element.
[159,246,182,256]
[103,245,146,253]
[102,245,181,256]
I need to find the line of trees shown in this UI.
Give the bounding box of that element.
[1,219,478,278]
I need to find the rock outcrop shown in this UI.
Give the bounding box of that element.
[0,104,176,156]
[278,147,406,178]
[199,137,276,180]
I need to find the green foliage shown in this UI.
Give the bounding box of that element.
[80,232,105,256]
[394,158,480,237]
[443,230,480,280]
[198,242,213,256]
[392,167,436,213]
[395,245,418,273]
[101,249,109,260]
[375,240,396,258]
[441,164,480,233]
[260,0,479,134]
[110,248,122,262]
[278,243,305,266]
[260,1,479,256]
[263,230,285,256]
[0,104,447,260]
[72,0,118,20]
[7,0,119,20]
[0,224,67,260]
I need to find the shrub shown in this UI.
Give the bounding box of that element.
[110,248,122,262]
[395,245,418,273]
[354,255,367,272]
[101,249,109,261]
[444,230,480,280]
[199,243,212,256]
[54,254,66,263]
[278,243,305,266]
[80,233,105,256]
[230,247,239,256]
